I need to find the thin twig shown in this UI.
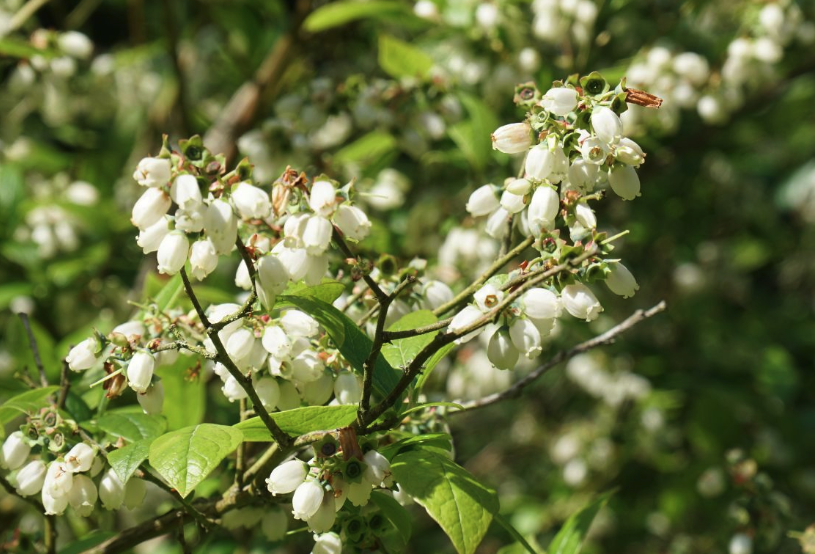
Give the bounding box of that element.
[333,228,388,303]
[383,317,452,342]
[179,268,211,328]
[18,313,48,387]
[57,358,70,409]
[453,301,667,413]
[433,236,535,317]
[6,0,50,34]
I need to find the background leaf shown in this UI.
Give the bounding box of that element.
[148,424,243,498]
[304,1,412,32]
[548,491,614,554]
[378,34,434,80]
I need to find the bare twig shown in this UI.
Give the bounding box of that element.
[57,359,70,409]
[333,227,388,303]
[18,313,48,387]
[454,301,667,413]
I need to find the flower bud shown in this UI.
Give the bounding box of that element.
[1,432,31,470]
[309,181,338,217]
[474,284,504,312]
[65,443,96,473]
[509,318,542,358]
[313,532,343,554]
[204,199,238,255]
[488,327,520,370]
[491,122,532,154]
[608,166,641,201]
[605,263,639,298]
[500,190,526,214]
[232,182,271,219]
[123,478,146,510]
[528,185,559,232]
[170,174,203,211]
[132,157,171,188]
[99,468,125,510]
[262,507,289,541]
[292,479,325,520]
[568,159,600,192]
[466,184,500,217]
[257,254,289,310]
[525,144,556,181]
[540,87,579,116]
[448,305,486,344]
[334,372,361,405]
[333,205,371,241]
[421,280,454,311]
[157,231,189,275]
[267,460,308,495]
[127,351,155,394]
[562,283,603,321]
[303,215,333,255]
[255,377,280,410]
[136,217,170,254]
[281,311,319,338]
[43,461,73,498]
[138,381,164,415]
[575,203,597,229]
[66,337,98,372]
[16,460,46,496]
[590,107,623,146]
[522,288,561,320]
[131,188,171,230]
[68,474,97,516]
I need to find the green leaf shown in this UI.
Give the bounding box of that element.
[333,131,397,166]
[382,310,438,369]
[154,273,184,312]
[548,491,614,554]
[448,94,499,171]
[0,387,60,426]
[391,450,499,554]
[156,354,205,431]
[57,530,116,554]
[107,439,152,483]
[63,391,93,423]
[379,433,453,460]
[236,405,358,442]
[148,424,243,498]
[276,296,401,400]
[378,34,434,80]
[370,490,413,543]
[304,1,411,32]
[96,412,167,443]
[0,38,55,59]
[282,280,346,305]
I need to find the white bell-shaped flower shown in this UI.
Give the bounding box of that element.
[363,450,392,487]
[189,239,218,280]
[466,184,499,217]
[99,469,125,510]
[255,377,280,410]
[568,159,600,192]
[522,288,561,320]
[528,185,559,232]
[500,190,526,214]
[474,284,504,312]
[580,136,610,165]
[257,254,289,309]
[485,207,510,240]
[16,460,46,496]
[231,182,271,219]
[303,215,333,255]
[133,157,171,188]
[575,203,597,229]
[262,325,292,358]
[487,327,519,370]
[491,122,532,154]
[448,305,486,344]
[65,443,95,473]
[2,432,31,471]
[127,351,155,394]
[540,87,579,116]
[123,478,146,510]
[131,188,171,230]
[204,199,238,255]
[43,461,73,498]
[266,460,308,495]
[421,280,454,311]
[525,143,555,181]
[333,205,371,241]
[608,166,641,201]
[170,174,203,211]
[306,490,337,533]
[561,283,603,321]
[605,263,639,298]
[136,217,170,254]
[309,181,338,217]
[291,351,325,383]
[42,489,69,515]
[506,178,532,196]
[509,318,542,358]
[222,375,248,402]
[68,474,97,516]
[590,107,623,146]
[614,138,645,167]
[156,231,189,275]
[292,479,325,520]
[66,337,98,372]
[226,328,255,362]
[334,372,361,405]
[312,532,342,554]
[281,311,319,338]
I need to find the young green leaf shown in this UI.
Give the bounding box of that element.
[148,424,243,498]
[107,439,152,483]
[378,35,434,80]
[391,450,499,554]
[548,491,614,554]
[235,405,358,441]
